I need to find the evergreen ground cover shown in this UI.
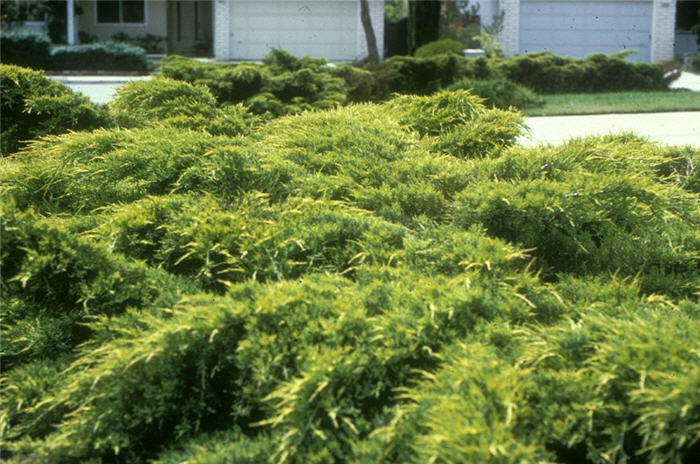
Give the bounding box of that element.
[1,64,699,464]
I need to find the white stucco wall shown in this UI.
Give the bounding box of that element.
[77,0,167,42]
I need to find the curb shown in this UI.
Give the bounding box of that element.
[50,75,152,85]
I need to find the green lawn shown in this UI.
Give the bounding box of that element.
[523,90,700,116]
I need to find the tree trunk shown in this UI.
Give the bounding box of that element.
[408,0,442,54]
[360,0,380,64]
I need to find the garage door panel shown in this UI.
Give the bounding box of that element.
[312,16,356,30]
[585,16,650,30]
[520,1,651,62]
[551,30,588,46]
[520,15,554,29]
[549,16,585,30]
[230,0,358,60]
[522,2,586,15]
[279,30,312,44]
[242,15,281,29]
[309,43,355,57]
[311,30,355,44]
[603,2,649,16]
[521,30,552,45]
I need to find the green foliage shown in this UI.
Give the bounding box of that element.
[159,52,346,117]
[0,127,232,212]
[372,54,462,98]
[158,50,674,107]
[0,64,109,156]
[0,30,148,72]
[689,52,700,73]
[50,41,149,72]
[496,51,675,94]
[384,89,525,159]
[448,78,543,110]
[1,86,698,464]
[109,77,258,136]
[0,29,51,69]
[111,32,166,54]
[325,63,377,103]
[366,51,676,99]
[413,38,464,58]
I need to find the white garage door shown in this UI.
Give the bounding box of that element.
[230,1,359,61]
[519,1,652,62]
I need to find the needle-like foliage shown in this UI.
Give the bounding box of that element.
[1,69,698,464]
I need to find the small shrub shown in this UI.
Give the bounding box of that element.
[50,41,148,72]
[447,78,543,109]
[414,38,464,58]
[160,54,346,117]
[0,64,109,156]
[689,52,700,73]
[0,29,51,69]
[262,48,327,72]
[430,108,525,158]
[385,89,485,136]
[325,63,377,103]
[111,32,165,54]
[372,54,462,98]
[109,77,257,136]
[207,64,269,102]
[159,54,210,82]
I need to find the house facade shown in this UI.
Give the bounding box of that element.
[50,0,697,63]
[70,0,383,61]
[479,0,687,63]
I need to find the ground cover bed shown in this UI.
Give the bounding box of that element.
[1,64,699,464]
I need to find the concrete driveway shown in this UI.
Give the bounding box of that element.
[520,111,700,147]
[51,75,151,104]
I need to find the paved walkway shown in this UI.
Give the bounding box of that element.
[521,111,700,147]
[670,71,700,92]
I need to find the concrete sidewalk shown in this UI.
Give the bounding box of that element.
[670,71,700,92]
[520,111,700,147]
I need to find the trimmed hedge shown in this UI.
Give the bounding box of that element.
[447,78,543,109]
[50,42,148,72]
[0,64,109,156]
[0,29,52,69]
[0,30,148,72]
[370,51,678,98]
[495,51,676,93]
[157,50,679,112]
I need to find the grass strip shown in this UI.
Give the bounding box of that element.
[524,90,700,116]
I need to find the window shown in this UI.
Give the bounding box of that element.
[96,0,145,24]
